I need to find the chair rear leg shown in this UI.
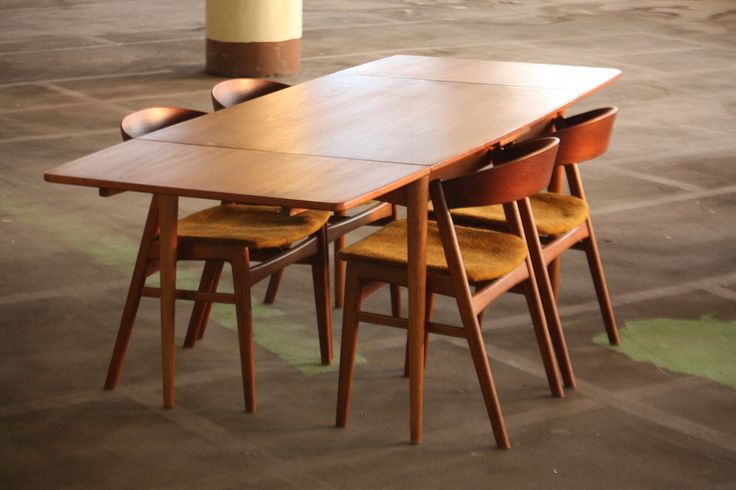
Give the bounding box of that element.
[105,197,159,390]
[334,234,346,309]
[184,260,224,347]
[333,210,348,309]
[390,284,401,317]
[388,204,401,317]
[529,257,575,389]
[522,274,566,397]
[546,167,564,302]
[548,257,561,302]
[311,227,333,365]
[231,251,256,413]
[336,265,364,428]
[519,206,575,389]
[263,270,284,305]
[583,221,620,345]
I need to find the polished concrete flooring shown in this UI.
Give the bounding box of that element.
[1,1,736,488]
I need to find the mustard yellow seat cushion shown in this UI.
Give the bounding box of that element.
[449,192,589,236]
[177,204,331,249]
[338,219,527,283]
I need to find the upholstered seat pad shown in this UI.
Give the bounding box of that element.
[339,219,527,283]
[450,192,589,235]
[177,204,331,249]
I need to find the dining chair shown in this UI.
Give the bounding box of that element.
[211,79,294,305]
[105,106,334,413]
[211,78,291,111]
[119,106,207,140]
[209,78,402,314]
[335,137,566,449]
[450,107,620,347]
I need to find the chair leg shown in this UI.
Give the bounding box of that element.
[311,227,333,365]
[546,167,565,302]
[522,274,566,397]
[184,260,224,347]
[518,201,574,389]
[105,197,159,390]
[461,302,510,449]
[105,258,154,390]
[390,284,401,317]
[476,285,486,326]
[263,270,284,305]
[231,251,256,413]
[333,209,348,309]
[334,235,346,309]
[336,266,363,428]
[388,203,401,318]
[535,270,575,390]
[548,256,561,302]
[583,220,620,345]
[532,259,575,389]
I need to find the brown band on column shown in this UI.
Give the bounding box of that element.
[206,38,301,78]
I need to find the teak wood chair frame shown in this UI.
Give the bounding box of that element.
[441,107,622,389]
[335,137,568,449]
[209,79,402,314]
[103,106,334,412]
[211,78,292,112]
[210,79,296,309]
[544,106,620,346]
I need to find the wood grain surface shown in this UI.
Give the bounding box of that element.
[45,140,428,211]
[338,55,621,93]
[141,74,581,166]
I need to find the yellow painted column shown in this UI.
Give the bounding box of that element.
[206,0,302,77]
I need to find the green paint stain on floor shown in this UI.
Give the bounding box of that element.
[0,194,139,269]
[1,191,360,374]
[594,316,736,390]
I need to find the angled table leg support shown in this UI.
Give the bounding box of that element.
[406,177,428,444]
[158,194,178,409]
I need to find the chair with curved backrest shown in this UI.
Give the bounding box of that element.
[120,106,208,141]
[211,78,291,111]
[105,106,334,413]
[335,137,567,449]
[209,79,294,310]
[450,107,620,353]
[205,78,402,320]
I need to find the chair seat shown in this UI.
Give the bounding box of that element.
[450,192,589,235]
[338,219,527,283]
[178,204,331,249]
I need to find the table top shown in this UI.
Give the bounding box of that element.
[45,140,428,211]
[44,55,620,210]
[141,74,583,166]
[338,55,621,92]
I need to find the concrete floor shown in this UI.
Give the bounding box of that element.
[1,0,736,488]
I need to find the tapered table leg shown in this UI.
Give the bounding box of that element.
[406,177,428,444]
[158,194,178,409]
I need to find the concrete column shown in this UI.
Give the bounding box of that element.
[206,0,302,77]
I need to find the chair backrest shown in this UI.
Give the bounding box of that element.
[435,137,560,210]
[211,79,291,111]
[120,107,207,141]
[553,107,617,166]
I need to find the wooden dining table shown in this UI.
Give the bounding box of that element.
[44,55,620,444]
